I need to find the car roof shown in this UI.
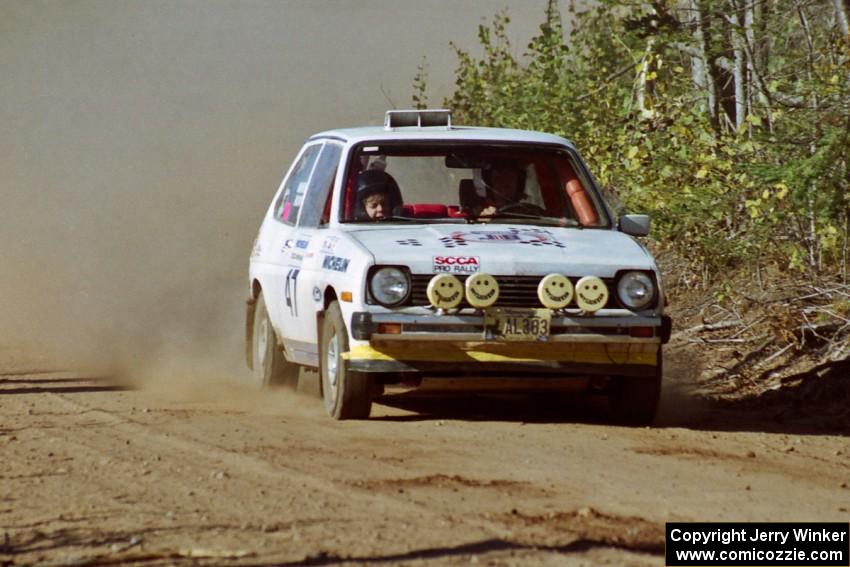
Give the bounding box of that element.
[307,125,577,149]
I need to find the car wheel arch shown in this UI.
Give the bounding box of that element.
[315,286,339,397]
[251,279,262,301]
[322,286,337,310]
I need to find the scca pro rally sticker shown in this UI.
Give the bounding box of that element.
[433,256,480,274]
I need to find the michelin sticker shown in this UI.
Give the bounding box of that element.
[433,256,480,274]
[322,255,350,272]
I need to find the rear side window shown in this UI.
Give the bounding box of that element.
[298,143,343,228]
[274,143,322,225]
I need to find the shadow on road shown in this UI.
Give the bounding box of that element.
[373,363,849,436]
[0,373,127,396]
[375,391,611,425]
[252,536,662,566]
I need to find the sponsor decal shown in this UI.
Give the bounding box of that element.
[312,286,322,302]
[321,236,339,253]
[284,269,300,316]
[295,239,310,249]
[397,238,423,247]
[251,238,262,258]
[322,255,350,273]
[290,252,304,262]
[432,255,480,274]
[464,231,522,242]
[438,228,566,249]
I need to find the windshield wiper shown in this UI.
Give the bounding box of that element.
[466,213,580,227]
[375,215,418,222]
[345,215,465,224]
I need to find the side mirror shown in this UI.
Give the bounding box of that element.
[618,214,650,236]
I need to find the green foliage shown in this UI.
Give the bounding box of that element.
[412,57,429,110]
[420,0,850,280]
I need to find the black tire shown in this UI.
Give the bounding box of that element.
[252,292,299,388]
[320,301,372,419]
[608,350,662,425]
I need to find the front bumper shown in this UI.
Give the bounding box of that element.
[345,309,671,377]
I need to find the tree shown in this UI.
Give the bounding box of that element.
[423,0,850,280]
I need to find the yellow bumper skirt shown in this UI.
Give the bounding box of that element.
[342,341,658,366]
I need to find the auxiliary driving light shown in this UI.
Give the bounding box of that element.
[537,273,574,309]
[464,273,499,309]
[426,274,463,309]
[575,276,609,312]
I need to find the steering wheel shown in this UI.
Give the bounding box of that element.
[496,202,547,216]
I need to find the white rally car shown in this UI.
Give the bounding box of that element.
[246,110,671,423]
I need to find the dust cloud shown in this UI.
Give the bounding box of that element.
[0,1,566,382]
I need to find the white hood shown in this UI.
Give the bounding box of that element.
[346,224,655,278]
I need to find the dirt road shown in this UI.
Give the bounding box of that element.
[1,352,848,566]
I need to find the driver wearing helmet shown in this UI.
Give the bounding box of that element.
[474,163,526,217]
[354,169,403,221]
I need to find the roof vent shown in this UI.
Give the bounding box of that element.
[385,109,452,130]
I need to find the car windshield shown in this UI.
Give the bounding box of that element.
[339,143,609,227]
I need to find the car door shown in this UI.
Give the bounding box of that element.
[260,141,323,341]
[277,141,343,364]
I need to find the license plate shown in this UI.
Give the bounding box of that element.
[484,308,551,341]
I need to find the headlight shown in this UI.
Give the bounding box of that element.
[369,267,410,306]
[616,271,655,310]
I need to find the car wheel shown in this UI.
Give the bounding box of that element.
[252,292,299,388]
[320,301,372,419]
[608,350,662,425]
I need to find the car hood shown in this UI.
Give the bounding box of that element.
[345,223,655,277]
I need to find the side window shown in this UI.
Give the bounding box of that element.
[274,143,322,225]
[298,143,343,228]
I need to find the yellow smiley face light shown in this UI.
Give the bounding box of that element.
[537,274,574,309]
[426,274,463,309]
[575,276,608,312]
[464,273,499,309]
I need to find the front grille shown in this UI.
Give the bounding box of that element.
[409,274,621,309]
